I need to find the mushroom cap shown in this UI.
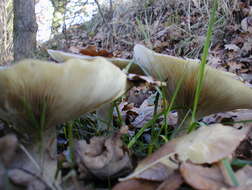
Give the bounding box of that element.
[133,44,252,120]
[0,58,128,136]
[47,49,144,75]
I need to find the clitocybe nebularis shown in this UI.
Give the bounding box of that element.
[47,49,145,75]
[133,44,252,129]
[0,57,129,188]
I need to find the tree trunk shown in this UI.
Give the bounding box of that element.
[0,0,7,64]
[13,0,38,61]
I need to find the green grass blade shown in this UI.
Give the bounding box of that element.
[128,110,165,149]
[189,0,218,132]
[222,158,239,186]
[231,159,252,167]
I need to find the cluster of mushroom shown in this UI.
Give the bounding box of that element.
[49,45,252,128]
[1,44,252,188]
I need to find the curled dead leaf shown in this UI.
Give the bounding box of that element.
[75,133,133,179]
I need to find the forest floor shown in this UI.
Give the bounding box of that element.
[44,0,252,189]
[1,0,252,189]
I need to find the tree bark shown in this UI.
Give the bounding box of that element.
[0,0,7,64]
[13,0,38,61]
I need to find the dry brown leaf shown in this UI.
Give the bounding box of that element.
[0,134,18,166]
[156,171,184,190]
[97,49,113,58]
[225,186,252,190]
[127,86,151,107]
[113,179,160,190]
[176,124,250,164]
[8,169,34,186]
[8,169,48,190]
[79,45,99,56]
[241,16,252,33]
[236,165,252,186]
[120,140,178,181]
[131,104,156,128]
[180,162,228,190]
[79,45,113,57]
[224,44,240,52]
[121,124,249,183]
[75,132,133,179]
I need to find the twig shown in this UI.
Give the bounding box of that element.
[94,0,106,24]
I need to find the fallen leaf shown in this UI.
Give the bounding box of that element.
[180,162,228,190]
[75,132,133,179]
[224,44,240,52]
[176,124,250,164]
[79,45,113,57]
[225,186,252,190]
[236,165,252,186]
[120,140,178,181]
[79,45,99,56]
[156,171,184,190]
[241,16,252,33]
[8,169,48,190]
[131,103,156,128]
[113,179,160,190]
[0,134,18,166]
[127,86,152,107]
[121,124,249,183]
[97,49,113,57]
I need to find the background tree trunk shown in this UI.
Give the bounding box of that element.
[0,0,7,64]
[0,0,13,64]
[13,0,38,61]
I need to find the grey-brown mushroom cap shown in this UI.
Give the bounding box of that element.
[47,49,145,75]
[0,58,128,136]
[133,44,252,121]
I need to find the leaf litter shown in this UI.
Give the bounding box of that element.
[1,0,252,189]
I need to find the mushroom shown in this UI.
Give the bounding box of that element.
[0,57,129,187]
[47,49,144,75]
[133,44,252,128]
